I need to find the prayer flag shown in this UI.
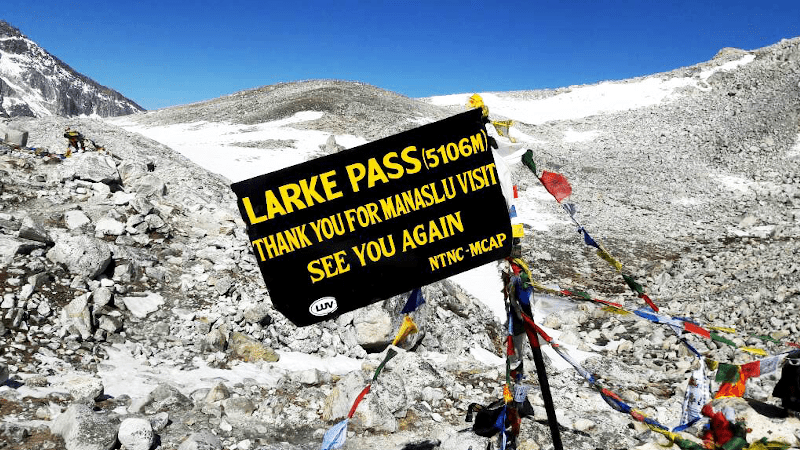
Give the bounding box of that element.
[392,316,419,346]
[711,332,737,347]
[740,361,760,378]
[512,224,524,238]
[320,419,349,450]
[715,363,739,383]
[348,385,372,418]
[513,185,519,198]
[581,229,600,248]
[715,370,747,399]
[680,359,710,429]
[514,385,531,403]
[401,288,425,314]
[741,347,768,357]
[372,349,398,381]
[503,384,513,403]
[492,120,516,142]
[597,249,622,271]
[684,322,711,339]
[467,94,489,117]
[710,326,737,333]
[509,205,517,218]
[562,202,577,218]
[639,293,659,312]
[539,171,572,203]
[521,150,537,175]
[623,274,645,295]
[760,356,780,374]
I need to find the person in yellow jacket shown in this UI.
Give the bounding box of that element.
[63,127,86,156]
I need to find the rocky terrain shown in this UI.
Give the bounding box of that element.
[1,37,800,450]
[0,21,144,118]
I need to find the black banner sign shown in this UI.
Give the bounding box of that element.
[231,109,512,326]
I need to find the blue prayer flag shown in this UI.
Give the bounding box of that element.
[401,288,425,314]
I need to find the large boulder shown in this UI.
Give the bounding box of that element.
[71,153,121,185]
[46,235,112,279]
[50,404,118,450]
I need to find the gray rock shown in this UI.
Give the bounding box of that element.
[50,404,118,450]
[177,431,222,450]
[0,362,8,385]
[352,304,393,349]
[242,303,270,325]
[0,235,45,264]
[46,235,112,279]
[131,174,166,198]
[18,215,51,243]
[94,217,125,236]
[62,293,93,339]
[204,382,231,403]
[222,397,256,418]
[118,418,154,450]
[64,376,104,403]
[64,210,92,230]
[93,287,113,309]
[4,128,28,147]
[149,412,169,432]
[72,153,121,185]
[121,292,165,318]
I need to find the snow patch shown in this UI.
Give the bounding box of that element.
[563,129,601,143]
[426,55,756,124]
[107,112,367,183]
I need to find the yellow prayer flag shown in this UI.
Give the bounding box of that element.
[705,358,719,371]
[491,120,517,143]
[512,224,524,238]
[597,249,622,272]
[503,384,513,404]
[532,281,560,295]
[392,315,418,346]
[740,347,768,356]
[710,326,737,333]
[467,94,489,118]
[602,306,631,315]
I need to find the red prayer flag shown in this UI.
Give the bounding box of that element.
[539,171,572,203]
[506,335,515,356]
[513,185,518,198]
[740,361,760,378]
[684,322,711,339]
[348,385,372,418]
[639,293,659,312]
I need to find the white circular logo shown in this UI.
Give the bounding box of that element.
[309,297,338,316]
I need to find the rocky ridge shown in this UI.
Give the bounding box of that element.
[1,38,800,450]
[0,21,144,118]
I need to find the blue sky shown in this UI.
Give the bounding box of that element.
[4,1,799,110]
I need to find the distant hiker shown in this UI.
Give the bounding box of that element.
[64,127,85,156]
[773,350,800,417]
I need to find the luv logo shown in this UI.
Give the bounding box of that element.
[309,297,338,316]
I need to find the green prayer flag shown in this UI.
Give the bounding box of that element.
[572,290,592,300]
[752,334,780,344]
[715,363,740,384]
[711,332,737,347]
[521,150,537,175]
[622,274,644,295]
[372,349,398,381]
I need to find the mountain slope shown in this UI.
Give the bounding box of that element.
[0,20,144,118]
